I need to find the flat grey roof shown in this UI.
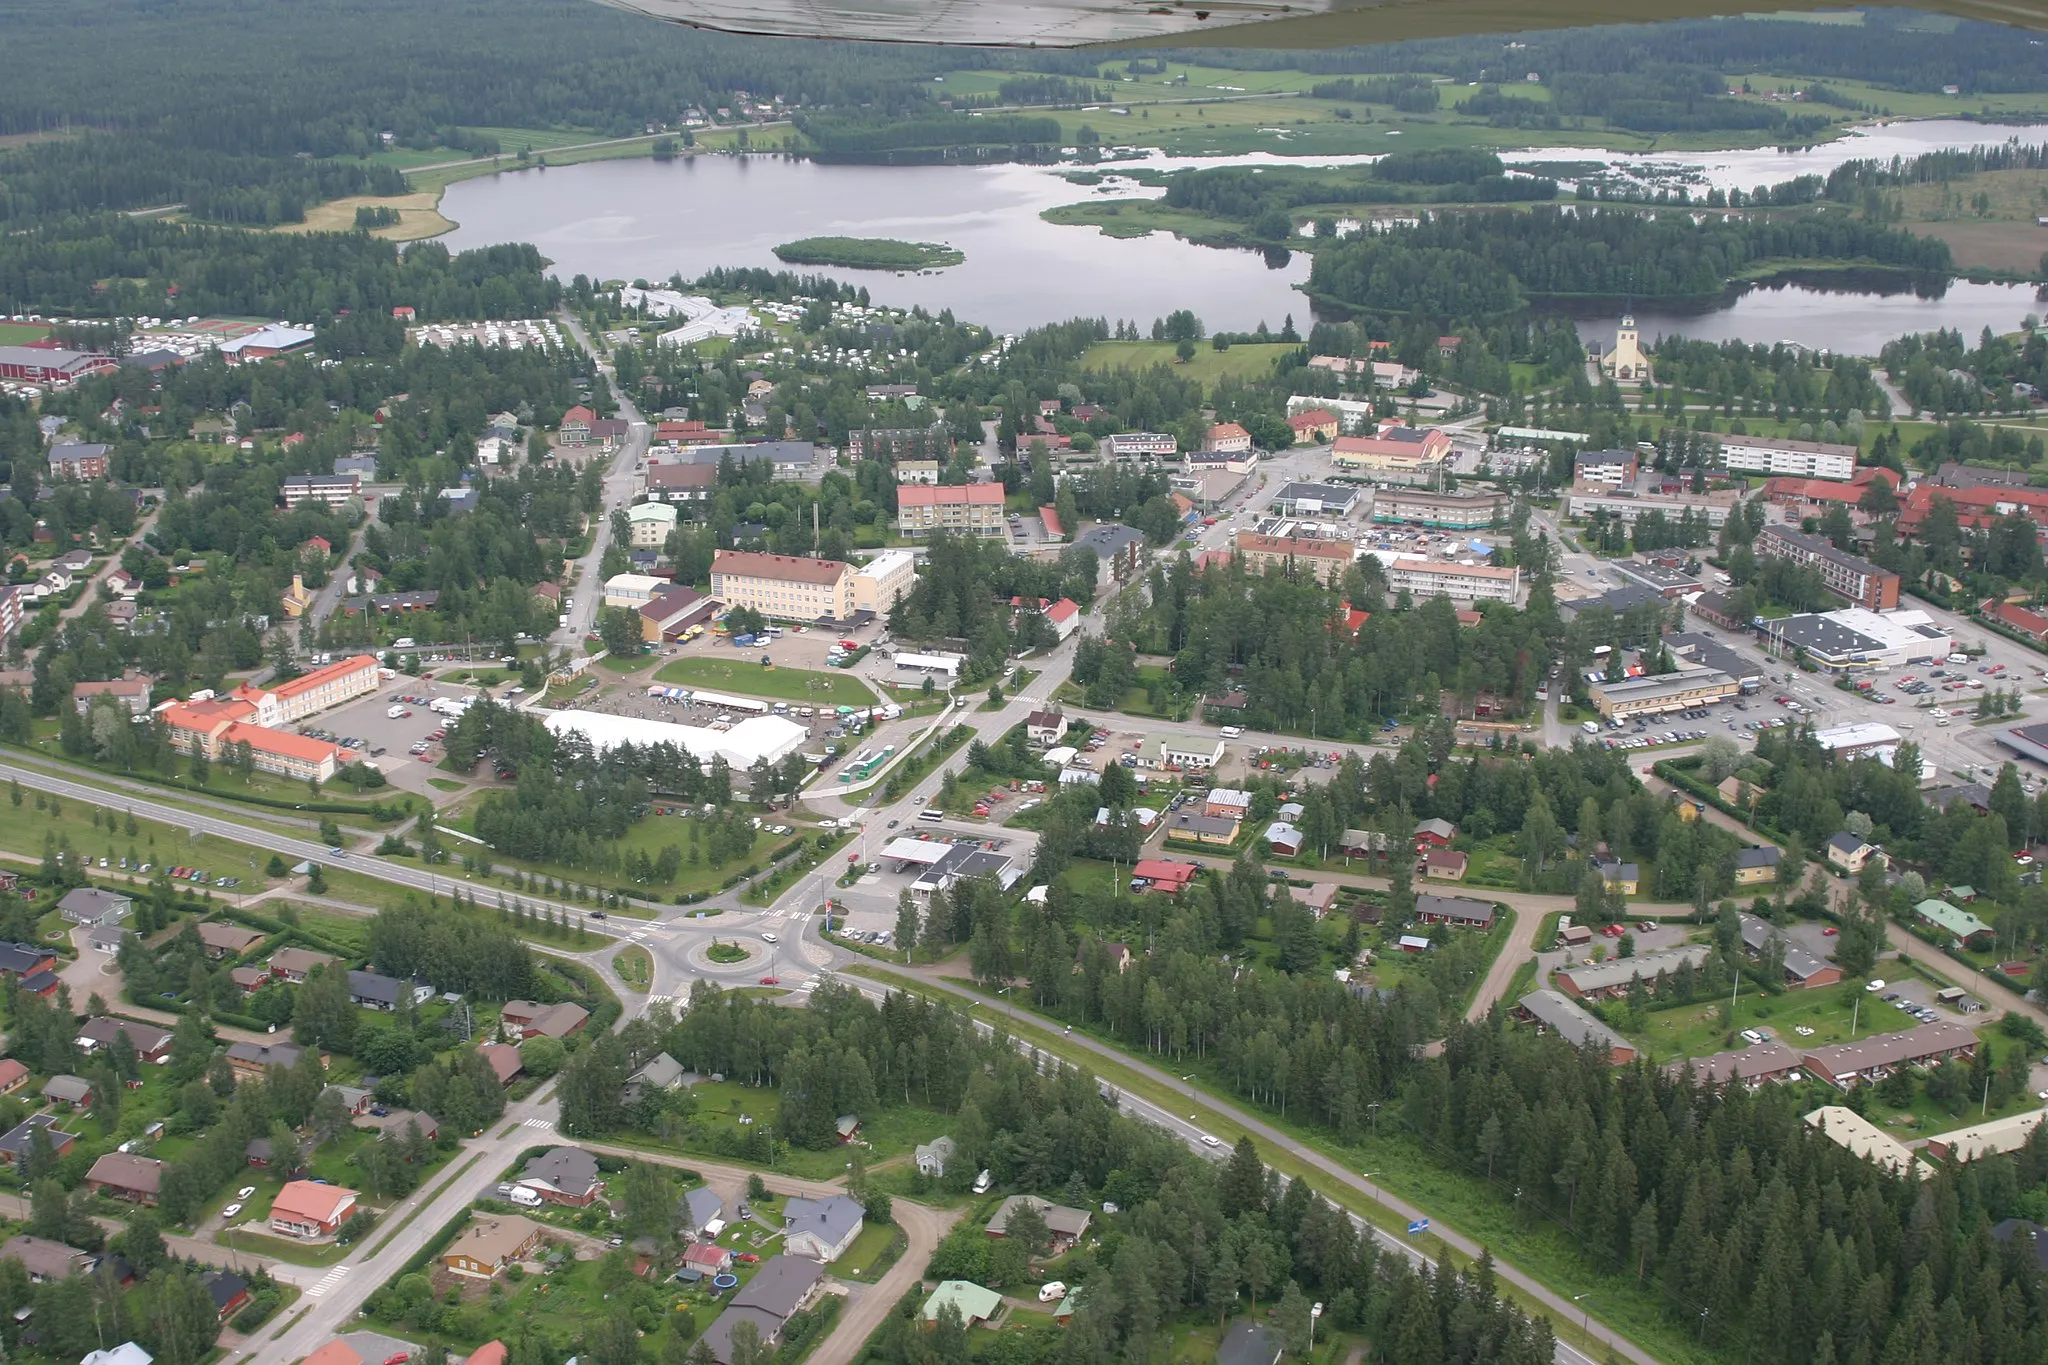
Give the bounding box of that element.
[1762,614,1881,658]
[1667,632,1762,681]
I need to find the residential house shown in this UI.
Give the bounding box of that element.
[0,941,56,981]
[0,1234,91,1282]
[683,1186,726,1238]
[1285,408,1340,444]
[501,1000,590,1041]
[1826,832,1883,875]
[922,1281,1004,1328]
[701,1257,827,1365]
[72,677,152,716]
[226,1041,308,1077]
[86,1153,161,1205]
[629,1052,686,1093]
[76,1017,171,1062]
[229,966,270,994]
[1205,788,1252,821]
[1422,849,1468,881]
[1265,821,1305,857]
[782,1194,866,1261]
[443,1214,545,1278]
[1555,946,1712,1002]
[200,1270,251,1323]
[41,1075,93,1110]
[347,969,418,1011]
[195,921,264,959]
[896,483,1007,538]
[1025,709,1065,747]
[684,1242,733,1275]
[1205,422,1253,454]
[1801,1022,1978,1089]
[1737,914,1842,989]
[517,1147,604,1207]
[1733,846,1781,885]
[1414,894,1495,929]
[301,1343,365,1365]
[1168,811,1240,846]
[269,947,338,982]
[268,1180,358,1239]
[1413,818,1458,848]
[1595,860,1641,895]
[1514,990,1636,1064]
[915,1136,957,1178]
[1914,898,1994,950]
[0,1060,26,1096]
[1130,859,1199,895]
[478,1044,524,1087]
[1044,597,1080,640]
[58,887,132,927]
[82,1346,154,1365]
[986,1195,1091,1251]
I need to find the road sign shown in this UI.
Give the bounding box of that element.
[1407,1219,1430,1235]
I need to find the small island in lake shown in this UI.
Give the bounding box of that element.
[771,237,965,270]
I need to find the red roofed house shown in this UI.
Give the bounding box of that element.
[1763,466,1898,522]
[1983,598,2048,643]
[0,1060,25,1096]
[1205,422,1253,455]
[1038,505,1065,541]
[1898,482,2048,542]
[684,1242,733,1274]
[392,306,415,321]
[1044,598,1081,641]
[1131,859,1199,894]
[269,1180,358,1239]
[896,483,1006,538]
[559,405,596,447]
[1285,409,1340,444]
[1236,532,1354,586]
[304,1343,366,1365]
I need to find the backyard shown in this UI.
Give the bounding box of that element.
[1628,979,1918,1063]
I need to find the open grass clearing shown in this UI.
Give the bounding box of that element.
[274,191,452,241]
[1079,339,1296,388]
[653,655,877,707]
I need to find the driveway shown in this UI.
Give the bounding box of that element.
[807,1199,959,1365]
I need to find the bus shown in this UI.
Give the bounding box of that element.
[918,809,944,824]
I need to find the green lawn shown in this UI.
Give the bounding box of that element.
[826,1221,901,1281]
[1628,979,1918,1064]
[654,1080,956,1180]
[0,793,286,903]
[653,656,877,707]
[1079,340,1296,390]
[0,322,50,345]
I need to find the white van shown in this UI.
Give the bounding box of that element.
[1220,725,1243,738]
[387,705,407,719]
[506,1185,543,1208]
[393,637,415,649]
[1582,720,1600,735]
[972,1169,993,1194]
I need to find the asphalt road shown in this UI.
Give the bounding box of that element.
[555,312,650,649]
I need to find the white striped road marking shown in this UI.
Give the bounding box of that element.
[305,1266,350,1298]
[522,1117,554,1130]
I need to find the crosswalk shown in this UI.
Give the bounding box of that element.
[521,1117,554,1131]
[645,993,674,1010]
[305,1266,350,1299]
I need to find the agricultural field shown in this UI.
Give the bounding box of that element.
[1078,340,1296,389]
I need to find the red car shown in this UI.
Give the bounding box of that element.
[736,1253,760,1263]
[1822,927,1839,936]
[1602,924,1626,938]
[386,1354,411,1365]
[759,976,780,986]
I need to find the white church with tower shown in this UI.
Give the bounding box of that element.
[1600,314,1652,383]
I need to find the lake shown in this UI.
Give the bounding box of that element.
[437,120,2048,350]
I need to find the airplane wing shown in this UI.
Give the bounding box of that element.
[586,0,2048,49]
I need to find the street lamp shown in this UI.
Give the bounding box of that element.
[1572,1293,1591,1330]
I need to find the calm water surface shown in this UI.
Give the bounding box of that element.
[437,120,2048,349]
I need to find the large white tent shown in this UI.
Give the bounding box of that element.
[543,709,806,769]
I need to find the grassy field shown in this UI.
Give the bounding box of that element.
[273,191,453,242]
[653,656,878,707]
[436,796,774,907]
[614,944,653,991]
[1629,978,1917,1064]
[0,322,50,345]
[0,792,285,902]
[1043,197,1250,243]
[662,1079,957,1180]
[827,1220,901,1280]
[1079,340,1296,389]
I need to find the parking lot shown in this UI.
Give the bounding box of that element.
[293,677,500,794]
